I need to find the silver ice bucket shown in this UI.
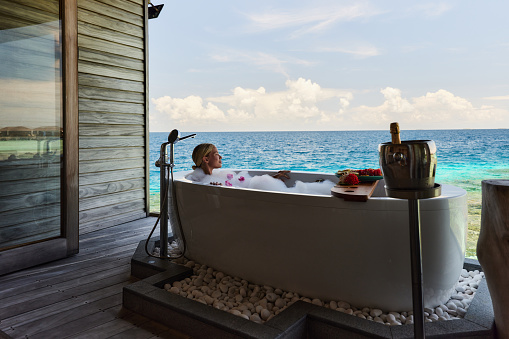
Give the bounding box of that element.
[378,140,437,191]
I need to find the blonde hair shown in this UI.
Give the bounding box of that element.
[192,143,215,170]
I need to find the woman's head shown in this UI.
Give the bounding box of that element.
[192,143,222,174]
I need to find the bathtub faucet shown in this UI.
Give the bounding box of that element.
[154,129,195,258]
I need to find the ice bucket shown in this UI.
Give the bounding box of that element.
[378,140,437,191]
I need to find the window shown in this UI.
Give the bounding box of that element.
[0,0,78,274]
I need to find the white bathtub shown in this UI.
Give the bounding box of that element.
[172,170,467,311]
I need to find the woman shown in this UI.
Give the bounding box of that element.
[185,143,222,183]
[192,143,222,175]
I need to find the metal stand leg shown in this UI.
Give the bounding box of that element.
[409,199,425,339]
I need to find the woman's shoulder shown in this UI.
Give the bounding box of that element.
[185,168,206,181]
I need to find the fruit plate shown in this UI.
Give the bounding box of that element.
[358,175,383,182]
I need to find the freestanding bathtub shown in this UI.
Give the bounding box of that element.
[172,169,467,311]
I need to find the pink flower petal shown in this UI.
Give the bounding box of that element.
[238,176,245,182]
[225,180,232,187]
[227,173,234,180]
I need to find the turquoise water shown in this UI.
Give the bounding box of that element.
[149,129,508,194]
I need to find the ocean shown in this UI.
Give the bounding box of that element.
[149,129,508,258]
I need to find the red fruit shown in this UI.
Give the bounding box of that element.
[374,169,382,176]
[344,173,359,185]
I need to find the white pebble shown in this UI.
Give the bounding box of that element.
[163,257,482,326]
[389,311,401,319]
[260,309,271,321]
[219,283,228,293]
[266,293,277,302]
[446,302,457,311]
[453,300,464,308]
[312,299,323,306]
[337,301,350,309]
[275,298,286,308]
[457,307,467,317]
[250,314,262,323]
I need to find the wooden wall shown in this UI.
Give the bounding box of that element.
[77,0,148,233]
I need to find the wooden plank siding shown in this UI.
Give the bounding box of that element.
[0,217,190,339]
[77,0,149,232]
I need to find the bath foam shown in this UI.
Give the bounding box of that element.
[191,169,336,195]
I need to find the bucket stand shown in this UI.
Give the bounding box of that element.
[385,185,441,339]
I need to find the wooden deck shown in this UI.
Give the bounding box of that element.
[0,217,190,339]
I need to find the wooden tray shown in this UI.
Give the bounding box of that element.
[331,181,379,202]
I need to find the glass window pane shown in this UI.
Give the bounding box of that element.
[0,1,62,250]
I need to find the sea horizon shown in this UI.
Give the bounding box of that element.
[149,127,508,133]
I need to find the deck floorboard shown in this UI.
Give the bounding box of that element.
[0,217,190,339]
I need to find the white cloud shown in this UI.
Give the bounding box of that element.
[483,95,509,100]
[151,78,352,131]
[210,49,315,77]
[150,80,509,132]
[318,45,381,58]
[151,95,226,130]
[409,2,454,18]
[244,2,383,37]
[350,88,508,129]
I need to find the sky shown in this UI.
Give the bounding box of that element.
[148,0,509,132]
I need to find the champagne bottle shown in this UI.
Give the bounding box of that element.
[390,122,401,144]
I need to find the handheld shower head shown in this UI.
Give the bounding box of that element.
[168,129,196,144]
[168,129,180,144]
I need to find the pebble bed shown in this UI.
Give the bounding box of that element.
[157,245,483,326]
